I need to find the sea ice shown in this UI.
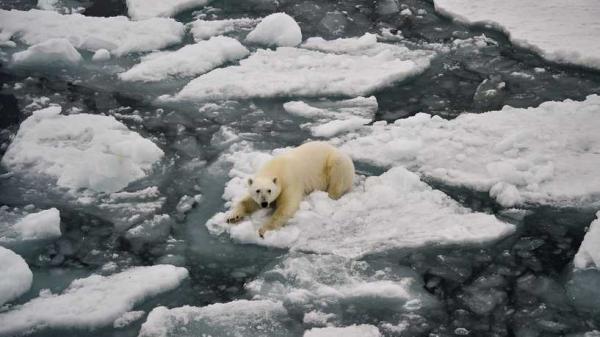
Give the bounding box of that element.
[92,49,111,62]
[304,325,382,337]
[11,208,61,241]
[0,265,189,335]
[283,96,377,137]
[189,18,260,41]
[0,9,185,56]
[433,0,600,70]
[126,0,209,20]
[245,13,302,47]
[169,34,433,101]
[206,145,514,258]
[12,38,82,66]
[573,212,600,270]
[339,95,600,207]
[119,36,249,82]
[138,300,293,337]
[1,106,164,193]
[0,247,33,306]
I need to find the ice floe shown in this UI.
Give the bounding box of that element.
[0,9,185,56]
[433,0,600,70]
[0,247,33,306]
[283,96,377,137]
[9,208,61,241]
[12,38,82,67]
[119,36,249,82]
[339,95,600,207]
[1,106,164,194]
[245,13,302,47]
[113,310,145,328]
[126,0,209,20]
[304,325,381,337]
[169,34,433,101]
[0,265,188,335]
[574,212,600,270]
[138,300,294,337]
[189,18,260,41]
[206,145,514,258]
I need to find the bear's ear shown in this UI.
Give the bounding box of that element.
[272,177,277,184]
[247,178,253,186]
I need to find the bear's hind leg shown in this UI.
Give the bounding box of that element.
[326,151,355,200]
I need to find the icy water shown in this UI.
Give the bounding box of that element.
[1,0,600,336]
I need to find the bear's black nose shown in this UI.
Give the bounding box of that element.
[261,202,268,208]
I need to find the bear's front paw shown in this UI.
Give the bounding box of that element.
[226,211,244,224]
[258,226,269,238]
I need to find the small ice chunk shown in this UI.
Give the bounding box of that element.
[189,18,260,41]
[113,310,145,328]
[12,208,61,240]
[0,247,33,306]
[124,214,172,251]
[0,265,188,335]
[1,106,164,193]
[304,325,382,337]
[12,38,82,66]
[92,49,111,62]
[119,36,249,82]
[126,0,209,20]
[245,13,302,47]
[37,0,58,10]
[573,212,600,270]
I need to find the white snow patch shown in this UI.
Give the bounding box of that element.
[246,13,302,47]
[0,247,33,306]
[433,0,600,70]
[126,0,209,20]
[0,265,188,335]
[0,9,185,56]
[1,106,164,193]
[138,300,290,337]
[12,38,82,66]
[169,34,433,101]
[304,325,382,337]
[189,17,259,41]
[12,208,61,241]
[119,36,249,82]
[113,310,145,328]
[339,95,600,207]
[574,212,600,270]
[206,146,514,258]
[283,96,377,137]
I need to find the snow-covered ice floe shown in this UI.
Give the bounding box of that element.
[433,0,600,70]
[12,38,82,67]
[339,95,600,207]
[245,12,302,47]
[206,145,514,258]
[138,300,293,337]
[167,33,434,101]
[0,208,61,242]
[0,265,188,335]
[189,17,260,41]
[1,106,164,194]
[573,212,600,270]
[283,96,377,137]
[0,247,33,306]
[119,36,249,82]
[0,9,184,56]
[126,0,208,20]
[304,325,382,337]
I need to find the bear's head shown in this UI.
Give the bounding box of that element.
[247,176,280,208]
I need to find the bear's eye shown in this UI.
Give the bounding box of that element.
[268,189,271,193]
[256,189,260,194]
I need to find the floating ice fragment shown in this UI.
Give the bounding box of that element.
[304,325,382,337]
[126,0,209,20]
[189,17,260,41]
[0,247,33,306]
[12,38,82,66]
[245,13,302,47]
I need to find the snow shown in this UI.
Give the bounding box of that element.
[0,247,33,306]
[0,265,188,335]
[12,38,82,66]
[92,49,111,62]
[138,300,292,337]
[169,34,433,101]
[245,13,302,47]
[206,145,514,258]
[0,9,185,56]
[1,106,164,194]
[189,18,259,41]
[12,208,61,241]
[339,95,600,207]
[283,96,377,137]
[304,325,382,337]
[573,212,600,270]
[126,0,209,20]
[113,310,145,328]
[433,0,600,70]
[119,36,249,82]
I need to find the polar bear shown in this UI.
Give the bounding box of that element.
[226,141,355,237]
